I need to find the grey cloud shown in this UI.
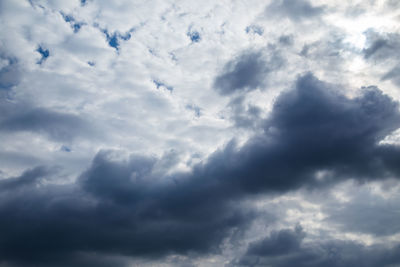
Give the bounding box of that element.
[363,38,396,60]
[278,35,294,46]
[0,105,90,141]
[0,90,95,142]
[266,0,325,21]
[363,31,400,60]
[214,49,284,95]
[1,74,400,266]
[235,227,400,267]
[299,35,346,71]
[363,31,400,86]
[246,225,305,257]
[363,30,400,60]
[382,65,400,86]
[324,187,400,237]
[226,96,262,129]
[0,154,253,266]
[386,0,400,8]
[0,166,48,193]
[0,55,95,142]
[0,57,20,90]
[223,75,400,193]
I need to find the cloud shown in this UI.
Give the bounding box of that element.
[0,56,20,91]
[0,104,92,142]
[226,96,262,129]
[0,73,95,142]
[245,225,305,257]
[1,74,400,266]
[215,74,400,194]
[363,31,400,61]
[266,0,325,22]
[324,184,400,237]
[214,49,284,95]
[278,35,294,46]
[0,166,48,193]
[363,31,400,87]
[0,152,253,266]
[235,226,400,267]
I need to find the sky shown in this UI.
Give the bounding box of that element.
[0,0,400,266]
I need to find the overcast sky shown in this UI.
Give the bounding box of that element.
[1,0,400,266]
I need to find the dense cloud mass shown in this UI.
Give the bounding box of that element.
[0,73,400,266]
[1,0,400,266]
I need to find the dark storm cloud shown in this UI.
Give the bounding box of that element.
[0,152,253,267]
[266,0,325,21]
[214,49,284,95]
[0,166,48,193]
[1,74,400,266]
[213,74,400,193]
[235,227,400,267]
[246,225,305,257]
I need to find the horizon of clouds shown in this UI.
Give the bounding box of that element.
[1,0,400,266]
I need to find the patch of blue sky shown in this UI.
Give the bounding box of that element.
[60,12,85,33]
[153,80,173,92]
[187,31,201,43]
[36,46,49,65]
